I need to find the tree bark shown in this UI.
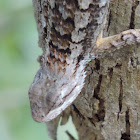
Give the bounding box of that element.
[32,0,140,140]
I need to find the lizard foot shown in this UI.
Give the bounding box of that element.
[94,29,140,57]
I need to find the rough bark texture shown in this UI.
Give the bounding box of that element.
[32,0,140,140]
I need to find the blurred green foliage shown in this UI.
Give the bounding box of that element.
[0,1,78,140]
[0,0,50,140]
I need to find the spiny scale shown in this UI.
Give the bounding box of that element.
[29,0,110,122]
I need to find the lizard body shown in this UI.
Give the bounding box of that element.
[29,0,136,122]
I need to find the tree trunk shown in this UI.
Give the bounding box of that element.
[32,0,140,140]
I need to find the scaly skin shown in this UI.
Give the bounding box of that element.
[29,0,110,122]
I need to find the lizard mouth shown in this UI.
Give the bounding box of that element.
[41,84,78,122]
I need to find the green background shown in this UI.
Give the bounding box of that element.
[0,0,78,140]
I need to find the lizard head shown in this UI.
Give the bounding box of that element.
[28,62,86,122]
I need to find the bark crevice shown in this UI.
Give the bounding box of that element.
[129,1,139,29]
[121,109,131,140]
[119,78,123,112]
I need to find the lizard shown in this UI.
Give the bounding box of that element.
[29,0,140,122]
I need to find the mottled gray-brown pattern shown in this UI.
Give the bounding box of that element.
[30,0,140,140]
[29,0,110,122]
[64,1,140,140]
[38,0,110,67]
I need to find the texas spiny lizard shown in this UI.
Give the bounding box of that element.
[29,0,140,122]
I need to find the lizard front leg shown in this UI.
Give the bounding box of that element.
[94,29,140,57]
